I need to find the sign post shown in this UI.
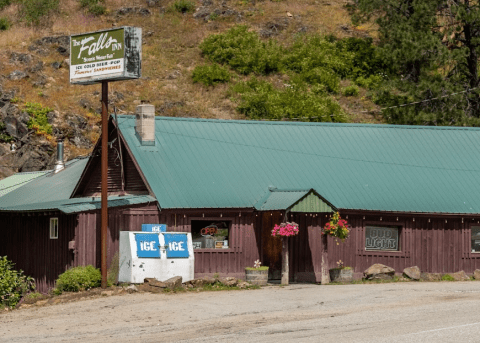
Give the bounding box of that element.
[70,27,141,288]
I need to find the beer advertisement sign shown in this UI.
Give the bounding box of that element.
[70,27,141,85]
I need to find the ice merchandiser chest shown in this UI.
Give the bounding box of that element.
[118,230,194,284]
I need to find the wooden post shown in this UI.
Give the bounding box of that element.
[101,81,108,289]
[281,236,289,285]
[321,233,330,284]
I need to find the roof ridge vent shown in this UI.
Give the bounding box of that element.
[135,104,155,146]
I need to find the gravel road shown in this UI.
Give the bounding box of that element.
[1,281,480,342]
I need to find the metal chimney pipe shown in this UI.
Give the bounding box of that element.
[54,139,65,173]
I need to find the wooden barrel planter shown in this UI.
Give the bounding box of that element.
[329,268,353,283]
[245,267,269,286]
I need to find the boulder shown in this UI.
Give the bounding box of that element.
[403,266,421,280]
[10,52,32,64]
[164,276,183,289]
[364,263,395,280]
[237,281,249,289]
[4,116,28,139]
[51,61,62,69]
[125,284,138,293]
[474,269,480,280]
[420,272,442,281]
[144,276,182,290]
[9,70,28,81]
[219,277,238,286]
[144,277,167,288]
[202,276,216,285]
[451,270,470,281]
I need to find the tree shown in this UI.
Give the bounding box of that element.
[350,0,480,125]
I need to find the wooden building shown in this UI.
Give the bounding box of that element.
[2,111,480,292]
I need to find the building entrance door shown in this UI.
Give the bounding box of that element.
[261,212,283,280]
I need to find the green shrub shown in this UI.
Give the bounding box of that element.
[0,0,11,10]
[281,35,353,78]
[355,75,383,90]
[232,78,345,122]
[55,265,102,293]
[78,0,106,15]
[336,37,387,78]
[200,25,282,75]
[171,0,195,13]
[25,102,53,135]
[441,274,455,281]
[0,256,35,308]
[17,0,59,26]
[0,17,10,30]
[301,67,340,93]
[192,64,231,86]
[343,85,359,96]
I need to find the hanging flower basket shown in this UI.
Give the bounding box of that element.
[323,212,349,242]
[271,222,299,237]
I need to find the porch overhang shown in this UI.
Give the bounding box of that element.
[254,188,336,213]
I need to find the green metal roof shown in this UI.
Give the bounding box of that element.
[0,158,88,210]
[116,115,480,214]
[255,190,309,211]
[0,171,50,197]
[254,189,333,212]
[0,194,156,213]
[290,191,334,213]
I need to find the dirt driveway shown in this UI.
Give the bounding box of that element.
[2,282,480,342]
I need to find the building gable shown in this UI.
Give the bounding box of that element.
[72,117,149,197]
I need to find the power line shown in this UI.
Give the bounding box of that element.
[248,87,480,121]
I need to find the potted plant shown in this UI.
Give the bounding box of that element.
[272,222,299,285]
[323,212,349,244]
[245,260,269,286]
[329,260,353,283]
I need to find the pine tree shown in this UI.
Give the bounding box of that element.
[350,0,480,125]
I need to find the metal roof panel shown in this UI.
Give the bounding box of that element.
[116,116,480,214]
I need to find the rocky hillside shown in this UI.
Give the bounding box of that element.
[0,0,379,179]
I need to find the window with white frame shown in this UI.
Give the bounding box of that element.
[50,218,58,239]
[471,226,480,253]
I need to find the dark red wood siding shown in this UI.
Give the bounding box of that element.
[76,208,261,280]
[4,208,480,293]
[328,213,480,278]
[158,210,261,279]
[0,213,76,293]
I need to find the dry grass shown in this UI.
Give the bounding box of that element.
[0,0,382,158]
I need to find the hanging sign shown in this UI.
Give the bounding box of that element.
[70,26,142,85]
[142,224,167,233]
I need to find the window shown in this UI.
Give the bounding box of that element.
[191,220,230,249]
[50,218,58,239]
[365,226,400,251]
[471,226,480,253]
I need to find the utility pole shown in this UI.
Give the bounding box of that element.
[101,81,108,289]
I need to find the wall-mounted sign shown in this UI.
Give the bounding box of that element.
[135,233,160,258]
[164,234,189,258]
[70,26,141,85]
[142,224,167,233]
